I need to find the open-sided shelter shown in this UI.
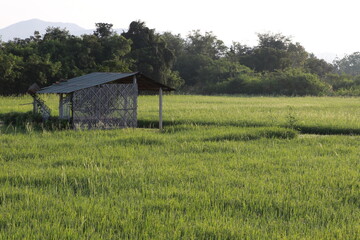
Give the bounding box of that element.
[33,72,174,129]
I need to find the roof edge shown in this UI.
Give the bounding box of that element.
[36,72,175,94]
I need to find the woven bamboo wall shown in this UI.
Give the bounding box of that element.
[72,83,138,129]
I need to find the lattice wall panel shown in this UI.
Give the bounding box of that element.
[59,94,72,120]
[72,84,138,129]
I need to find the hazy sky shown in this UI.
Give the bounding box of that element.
[2,0,359,60]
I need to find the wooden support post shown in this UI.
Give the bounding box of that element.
[124,84,129,128]
[59,94,63,119]
[33,97,37,114]
[159,88,163,130]
[133,75,138,128]
[70,93,74,129]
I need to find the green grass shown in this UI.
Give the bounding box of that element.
[139,95,360,134]
[2,95,360,133]
[1,95,360,239]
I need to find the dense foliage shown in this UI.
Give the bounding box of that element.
[1,20,360,95]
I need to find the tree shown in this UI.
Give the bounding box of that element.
[258,33,291,49]
[39,28,83,79]
[237,33,308,72]
[185,30,227,59]
[175,31,228,87]
[334,52,360,76]
[43,27,71,41]
[161,32,185,59]
[122,20,183,88]
[94,23,114,39]
[40,24,132,79]
[0,21,349,96]
[305,54,334,77]
[287,42,308,68]
[226,42,253,62]
[0,22,133,95]
[0,52,23,95]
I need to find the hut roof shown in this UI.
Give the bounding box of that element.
[37,72,174,94]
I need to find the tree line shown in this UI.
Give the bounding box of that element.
[1,20,360,96]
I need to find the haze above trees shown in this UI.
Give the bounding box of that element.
[1,20,360,96]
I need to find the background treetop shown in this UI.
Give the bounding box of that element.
[1,20,359,96]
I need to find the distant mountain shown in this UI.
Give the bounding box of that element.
[0,19,125,42]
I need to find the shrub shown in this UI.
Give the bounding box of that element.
[261,69,331,96]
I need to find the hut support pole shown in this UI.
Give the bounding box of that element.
[133,75,138,128]
[159,88,163,130]
[59,94,63,119]
[71,93,74,129]
[33,97,37,114]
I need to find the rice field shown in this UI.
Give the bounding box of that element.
[1,95,360,239]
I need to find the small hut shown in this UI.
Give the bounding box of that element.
[33,72,174,129]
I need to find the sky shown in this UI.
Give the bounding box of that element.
[2,0,359,61]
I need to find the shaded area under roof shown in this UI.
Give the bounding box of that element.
[37,72,175,94]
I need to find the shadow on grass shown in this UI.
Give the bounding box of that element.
[139,120,360,136]
[2,112,360,136]
[205,127,298,141]
[137,119,268,129]
[0,111,71,134]
[105,137,164,146]
[295,125,360,135]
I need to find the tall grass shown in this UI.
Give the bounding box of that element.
[1,95,360,239]
[2,95,360,133]
[138,95,360,134]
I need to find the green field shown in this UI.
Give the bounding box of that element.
[1,95,360,239]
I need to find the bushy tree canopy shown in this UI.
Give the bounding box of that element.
[334,52,360,76]
[1,21,360,96]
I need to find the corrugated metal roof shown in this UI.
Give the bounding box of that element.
[37,72,175,94]
[37,72,136,94]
